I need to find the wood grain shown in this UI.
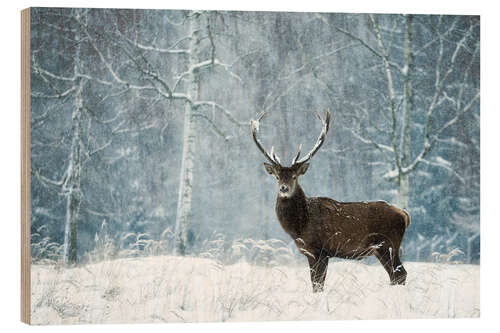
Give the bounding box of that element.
[21,7,31,325]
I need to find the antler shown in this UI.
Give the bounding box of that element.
[250,111,282,166]
[291,109,331,166]
[291,144,303,165]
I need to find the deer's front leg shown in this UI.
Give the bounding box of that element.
[307,254,329,293]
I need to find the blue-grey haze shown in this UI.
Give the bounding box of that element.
[29,8,480,264]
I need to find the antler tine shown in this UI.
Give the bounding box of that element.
[313,109,323,122]
[294,109,331,165]
[257,109,269,122]
[291,144,303,165]
[250,118,281,165]
[270,146,281,164]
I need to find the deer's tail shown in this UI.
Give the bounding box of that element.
[401,209,411,229]
[393,206,411,229]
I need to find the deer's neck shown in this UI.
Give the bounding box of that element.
[275,185,308,238]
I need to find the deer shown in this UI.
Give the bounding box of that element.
[250,110,410,292]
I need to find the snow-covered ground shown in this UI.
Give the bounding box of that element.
[31,256,479,324]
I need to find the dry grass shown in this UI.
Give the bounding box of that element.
[30,255,480,325]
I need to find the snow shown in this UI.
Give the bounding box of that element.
[433,156,452,168]
[152,206,166,218]
[383,169,398,179]
[31,256,479,324]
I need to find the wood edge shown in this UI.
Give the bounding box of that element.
[21,7,31,325]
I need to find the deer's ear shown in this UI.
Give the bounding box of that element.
[297,163,310,175]
[263,163,276,175]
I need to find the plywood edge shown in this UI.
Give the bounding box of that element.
[21,7,31,325]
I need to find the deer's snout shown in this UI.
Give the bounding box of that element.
[280,185,289,193]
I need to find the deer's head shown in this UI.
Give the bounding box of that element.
[251,110,331,198]
[262,162,309,198]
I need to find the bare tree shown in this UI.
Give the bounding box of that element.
[29,9,480,263]
[31,9,90,264]
[333,14,479,210]
[105,10,244,254]
[31,8,157,264]
[61,9,85,264]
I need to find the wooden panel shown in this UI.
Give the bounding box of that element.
[21,7,31,325]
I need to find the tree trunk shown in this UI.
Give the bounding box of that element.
[174,12,201,255]
[396,14,414,211]
[396,173,409,210]
[62,94,83,264]
[63,10,85,264]
[401,14,414,168]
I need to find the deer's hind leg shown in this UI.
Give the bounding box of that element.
[369,224,407,286]
[375,246,407,285]
[374,247,394,283]
[392,253,407,285]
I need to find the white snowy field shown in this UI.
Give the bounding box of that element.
[31,256,479,325]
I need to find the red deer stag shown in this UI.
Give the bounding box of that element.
[250,110,410,292]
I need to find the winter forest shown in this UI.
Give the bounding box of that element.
[28,8,480,323]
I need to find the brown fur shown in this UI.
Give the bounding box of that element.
[400,209,411,229]
[268,165,409,292]
[252,110,409,292]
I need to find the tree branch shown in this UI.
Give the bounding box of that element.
[192,113,228,140]
[194,101,246,127]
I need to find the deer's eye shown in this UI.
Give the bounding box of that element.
[276,176,280,181]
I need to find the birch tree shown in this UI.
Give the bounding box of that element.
[174,12,202,255]
[30,9,89,264]
[31,8,151,264]
[61,10,85,263]
[103,10,244,254]
[173,11,245,254]
[29,9,480,262]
